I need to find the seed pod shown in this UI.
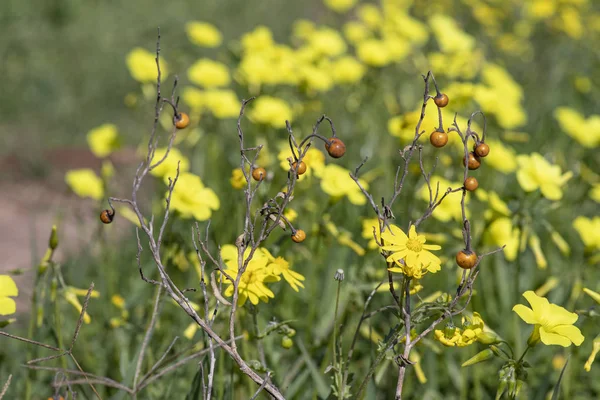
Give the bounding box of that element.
[463,152,481,170]
[100,209,115,224]
[175,112,190,129]
[434,93,449,108]
[252,167,266,182]
[430,130,449,148]
[291,229,306,243]
[456,250,478,269]
[475,142,490,157]
[325,137,346,158]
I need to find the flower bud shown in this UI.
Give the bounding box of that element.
[49,225,59,250]
[462,348,494,367]
[478,331,502,345]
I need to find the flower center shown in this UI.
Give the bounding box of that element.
[406,238,423,252]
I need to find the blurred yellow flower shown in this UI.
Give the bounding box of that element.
[482,139,517,174]
[554,107,600,148]
[0,275,18,316]
[299,63,333,93]
[584,335,600,372]
[111,294,125,309]
[429,14,475,53]
[167,173,220,221]
[320,164,368,205]
[278,147,325,178]
[292,19,316,40]
[150,147,190,178]
[591,184,600,203]
[485,218,520,261]
[64,290,92,324]
[357,4,382,29]
[513,291,584,347]
[330,56,365,84]
[476,189,511,217]
[220,245,280,306]
[87,124,120,158]
[241,26,274,53]
[356,39,391,67]
[230,168,247,189]
[188,59,230,88]
[555,7,583,39]
[382,225,442,279]
[307,27,347,57]
[185,21,222,48]
[200,89,240,118]
[343,21,371,44]
[382,34,410,62]
[429,50,484,80]
[516,153,572,200]
[126,47,168,83]
[324,0,357,13]
[418,176,466,222]
[573,216,600,252]
[65,169,103,200]
[248,96,292,128]
[361,218,382,249]
[284,208,298,223]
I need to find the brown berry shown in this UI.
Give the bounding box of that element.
[325,137,346,158]
[430,130,449,148]
[175,112,190,129]
[463,152,481,170]
[475,143,490,158]
[464,177,479,191]
[456,250,478,269]
[434,93,449,108]
[291,229,306,243]
[100,209,114,224]
[252,167,266,182]
[292,161,307,175]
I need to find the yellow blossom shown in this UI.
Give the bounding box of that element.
[220,245,280,306]
[65,169,103,201]
[357,4,382,29]
[591,184,600,203]
[249,96,292,128]
[513,291,584,347]
[516,153,572,200]
[188,59,230,88]
[529,233,548,269]
[585,335,600,372]
[185,21,222,48]
[324,0,357,13]
[485,217,520,261]
[554,107,600,148]
[343,21,371,44]
[184,322,199,340]
[284,208,298,223]
[362,218,382,249]
[0,275,18,316]
[429,14,475,53]
[149,147,190,178]
[356,39,391,67]
[573,216,600,251]
[482,139,517,174]
[230,168,247,189]
[429,50,484,80]
[418,176,466,222]
[331,56,366,84]
[299,64,333,93]
[167,173,219,221]
[111,295,125,309]
[64,291,91,324]
[241,26,274,53]
[262,249,305,292]
[126,47,168,83]
[320,164,368,205]
[382,225,442,279]
[202,89,241,118]
[278,147,325,178]
[307,27,347,57]
[292,20,316,40]
[87,124,120,158]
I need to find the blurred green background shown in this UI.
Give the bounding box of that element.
[1,0,599,399]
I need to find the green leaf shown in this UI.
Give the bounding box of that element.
[551,357,569,400]
[298,338,330,398]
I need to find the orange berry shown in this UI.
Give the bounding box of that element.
[252,167,266,182]
[175,112,190,129]
[325,137,346,158]
[456,250,478,269]
[292,161,307,175]
[100,209,114,224]
[475,143,490,157]
[430,130,449,148]
[434,93,449,108]
[464,177,479,191]
[463,152,481,170]
[291,229,306,243]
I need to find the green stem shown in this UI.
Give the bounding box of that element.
[333,277,343,400]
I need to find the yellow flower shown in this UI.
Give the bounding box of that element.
[278,147,325,178]
[343,21,371,44]
[185,21,222,48]
[482,139,517,174]
[220,245,280,306]
[485,217,520,261]
[331,56,366,84]
[0,275,18,316]
[167,173,220,221]
[241,26,274,53]
[307,27,347,57]
[357,4,382,29]
[418,176,466,222]
[428,14,475,53]
[126,47,168,83]
[591,183,600,203]
[381,225,442,279]
[188,59,230,88]
[573,216,600,251]
[64,290,92,324]
[248,96,292,128]
[284,208,298,223]
[356,39,391,67]
[299,64,333,93]
[292,19,316,40]
[584,335,600,372]
[65,169,103,200]
[554,107,600,148]
[434,327,462,347]
[320,164,368,205]
[149,147,190,178]
[516,153,572,200]
[111,294,125,309]
[87,124,120,158]
[262,250,305,292]
[583,288,600,305]
[513,291,584,347]
[230,168,247,189]
[324,0,357,13]
[428,50,484,80]
[361,218,382,249]
[202,89,241,118]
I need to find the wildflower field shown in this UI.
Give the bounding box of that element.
[1,0,599,399]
